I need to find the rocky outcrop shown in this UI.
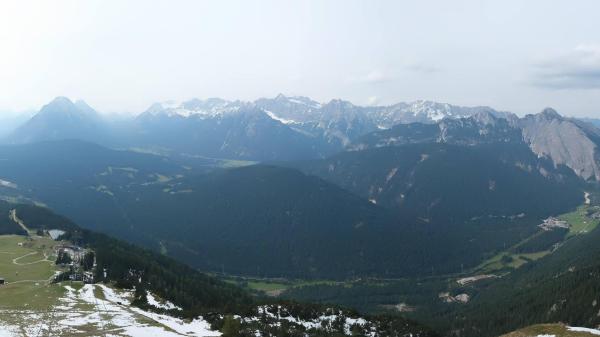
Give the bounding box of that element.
[519,108,600,180]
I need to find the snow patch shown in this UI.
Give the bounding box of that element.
[263,109,297,124]
[255,306,374,337]
[50,284,219,336]
[146,291,182,311]
[0,179,17,189]
[568,326,600,335]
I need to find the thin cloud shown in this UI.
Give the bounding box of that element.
[405,63,441,74]
[531,44,600,89]
[361,70,395,84]
[348,69,396,85]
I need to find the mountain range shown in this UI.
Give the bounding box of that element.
[3,95,515,161]
[6,96,600,183]
[0,96,594,280]
[3,94,600,336]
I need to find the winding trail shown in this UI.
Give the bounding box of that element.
[12,251,52,266]
[9,209,30,233]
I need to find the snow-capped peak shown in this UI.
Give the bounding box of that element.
[141,99,241,119]
[273,94,322,109]
[408,100,461,121]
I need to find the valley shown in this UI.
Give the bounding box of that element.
[216,194,600,336]
[4,3,600,336]
[1,96,600,337]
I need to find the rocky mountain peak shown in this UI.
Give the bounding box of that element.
[42,96,76,111]
[520,108,600,180]
[470,110,499,126]
[537,107,562,120]
[37,97,95,120]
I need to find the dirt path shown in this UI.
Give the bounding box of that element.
[9,209,30,233]
[12,251,52,266]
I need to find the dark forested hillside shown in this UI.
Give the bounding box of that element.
[119,164,422,279]
[0,202,26,235]
[0,140,585,280]
[0,199,440,336]
[0,140,210,242]
[106,163,575,279]
[287,142,583,224]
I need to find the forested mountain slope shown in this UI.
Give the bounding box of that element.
[429,219,600,337]
[287,142,583,224]
[0,200,440,336]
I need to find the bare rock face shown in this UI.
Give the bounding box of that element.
[520,108,600,180]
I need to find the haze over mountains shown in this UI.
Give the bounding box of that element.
[4,1,600,335]
[0,95,597,274]
[2,94,600,336]
[2,97,575,157]
[7,95,600,176]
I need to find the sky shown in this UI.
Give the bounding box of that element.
[0,0,599,117]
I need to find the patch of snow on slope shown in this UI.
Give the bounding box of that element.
[98,284,132,303]
[263,109,297,124]
[0,179,17,189]
[568,326,600,335]
[52,284,220,337]
[130,307,220,337]
[256,305,373,336]
[146,291,182,311]
[288,97,322,109]
[0,323,19,337]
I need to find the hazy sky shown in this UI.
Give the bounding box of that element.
[1,0,600,117]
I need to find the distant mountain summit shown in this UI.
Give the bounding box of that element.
[351,106,600,181]
[519,108,600,180]
[254,96,512,127]
[365,100,514,128]
[133,95,513,159]
[133,101,324,161]
[351,111,522,150]
[254,94,322,123]
[7,97,108,144]
[137,98,244,120]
